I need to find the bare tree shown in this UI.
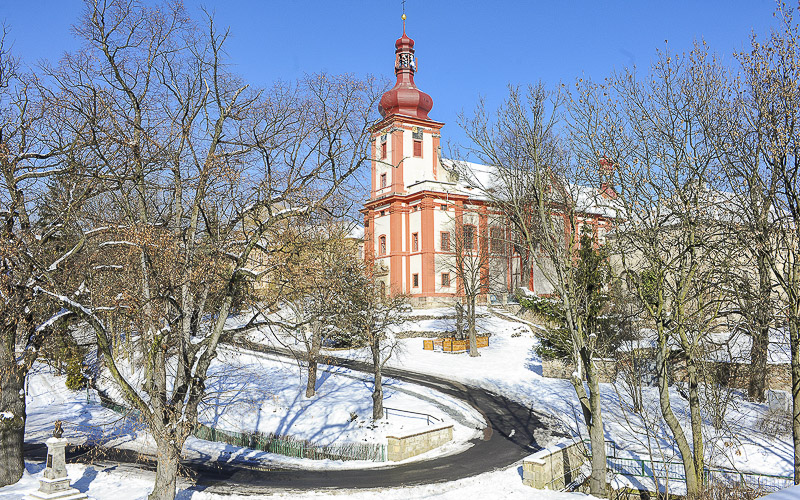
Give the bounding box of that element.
[273,221,362,398]
[737,3,800,482]
[445,207,490,356]
[458,84,610,497]
[31,2,379,499]
[0,25,98,486]
[695,36,781,405]
[343,263,408,421]
[571,45,732,496]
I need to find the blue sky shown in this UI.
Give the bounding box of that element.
[0,1,781,149]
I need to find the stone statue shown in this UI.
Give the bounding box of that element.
[53,420,63,439]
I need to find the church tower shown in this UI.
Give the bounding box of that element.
[363,16,450,298]
[371,17,444,197]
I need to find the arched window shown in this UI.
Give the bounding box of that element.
[379,235,387,255]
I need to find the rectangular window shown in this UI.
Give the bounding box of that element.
[440,231,450,252]
[379,235,386,255]
[412,273,419,287]
[464,225,475,251]
[381,142,387,159]
[491,227,505,255]
[413,140,422,158]
[412,232,419,252]
[441,272,450,287]
[380,173,387,189]
[440,204,448,210]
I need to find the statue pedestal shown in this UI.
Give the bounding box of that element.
[25,437,88,500]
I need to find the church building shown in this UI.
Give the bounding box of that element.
[361,21,614,307]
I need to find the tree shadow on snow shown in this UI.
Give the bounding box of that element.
[176,484,209,499]
[524,347,543,376]
[72,465,100,493]
[25,461,46,475]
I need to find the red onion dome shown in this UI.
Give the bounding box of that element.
[378,25,434,120]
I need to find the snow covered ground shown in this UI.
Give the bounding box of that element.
[5,303,792,499]
[302,307,793,479]
[23,350,484,470]
[6,344,587,499]
[1,461,591,500]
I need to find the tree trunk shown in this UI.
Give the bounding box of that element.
[656,325,700,496]
[306,330,321,398]
[305,360,318,398]
[749,322,769,402]
[468,297,480,357]
[685,358,705,484]
[0,366,25,487]
[582,359,607,497]
[455,302,464,340]
[148,437,180,500]
[749,252,772,402]
[790,316,800,484]
[371,339,383,421]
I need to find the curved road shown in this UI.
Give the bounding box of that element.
[26,343,564,492]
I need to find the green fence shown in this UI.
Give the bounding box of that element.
[192,423,386,462]
[99,399,386,462]
[585,440,793,493]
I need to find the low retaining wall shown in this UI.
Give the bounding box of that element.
[542,358,618,383]
[522,438,588,490]
[423,336,489,352]
[386,424,453,461]
[672,361,791,393]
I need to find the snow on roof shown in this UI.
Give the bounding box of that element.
[346,224,365,240]
[438,158,620,218]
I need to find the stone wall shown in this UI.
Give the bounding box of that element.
[541,354,790,393]
[542,358,618,383]
[408,295,490,309]
[522,438,588,490]
[671,360,790,392]
[386,424,454,461]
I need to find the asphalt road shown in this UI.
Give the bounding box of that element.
[25,342,564,492]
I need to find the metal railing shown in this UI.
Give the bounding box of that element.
[384,406,442,426]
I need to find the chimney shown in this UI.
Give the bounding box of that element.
[598,157,617,199]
